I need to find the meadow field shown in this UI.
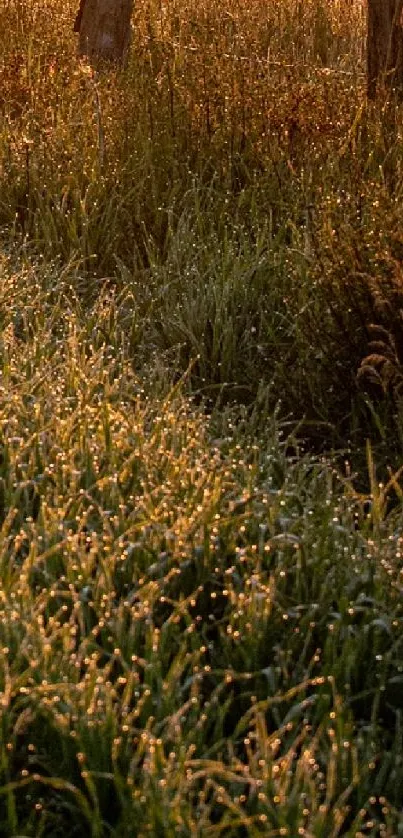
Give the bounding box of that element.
[1,0,403,834]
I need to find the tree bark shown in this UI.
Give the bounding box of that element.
[367,0,403,97]
[74,0,134,67]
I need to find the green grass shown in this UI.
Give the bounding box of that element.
[1,0,403,834]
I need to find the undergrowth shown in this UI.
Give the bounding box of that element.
[1,0,403,834]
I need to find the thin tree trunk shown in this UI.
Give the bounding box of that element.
[74,0,134,67]
[367,0,403,97]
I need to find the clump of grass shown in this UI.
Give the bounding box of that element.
[0,254,401,835]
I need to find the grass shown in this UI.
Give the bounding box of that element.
[1,0,403,834]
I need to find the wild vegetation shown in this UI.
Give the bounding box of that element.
[1,0,403,834]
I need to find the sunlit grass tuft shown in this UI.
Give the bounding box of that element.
[0,254,401,833]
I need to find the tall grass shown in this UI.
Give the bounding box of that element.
[1,0,403,834]
[3,0,403,457]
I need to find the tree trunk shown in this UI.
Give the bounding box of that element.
[74,0,133,67]
[367,0,403,97]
